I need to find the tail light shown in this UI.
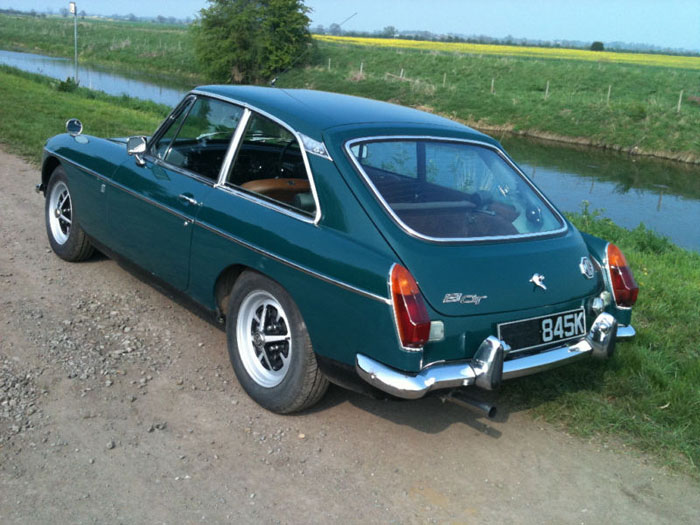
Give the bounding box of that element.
[390,264,430,348]
[606,243,638,307]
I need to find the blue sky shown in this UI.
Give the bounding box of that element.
[3,0,699,50]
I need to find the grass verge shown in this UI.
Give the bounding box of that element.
[1,13,698,160]
[0,64,698,478]
[503,207,700,477]
[0,14,199,86]
[278,42,700,162]
[0,66,169,162]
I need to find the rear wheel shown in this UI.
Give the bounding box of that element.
[226,271,328,413]
[45,166,94,261]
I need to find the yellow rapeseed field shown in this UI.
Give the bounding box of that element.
[315,35,700,70]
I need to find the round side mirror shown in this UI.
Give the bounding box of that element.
[66,118,83,136]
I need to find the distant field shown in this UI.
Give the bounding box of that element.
[280,41,700,161]
[316,35,700,70]
[1,14,698,160]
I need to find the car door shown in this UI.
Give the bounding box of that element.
[108,95,244,290]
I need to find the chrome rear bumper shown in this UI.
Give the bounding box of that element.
[356,313,624,400]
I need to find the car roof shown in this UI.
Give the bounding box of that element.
[194,85,494,144]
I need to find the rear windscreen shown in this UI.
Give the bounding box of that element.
[348,139,563,240]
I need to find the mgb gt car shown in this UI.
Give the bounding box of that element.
[39,86,638,415]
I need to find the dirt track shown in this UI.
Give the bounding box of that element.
[1,149,698,524]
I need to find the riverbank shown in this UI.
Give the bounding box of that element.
[0,65,698,477]
[1,13,698,162]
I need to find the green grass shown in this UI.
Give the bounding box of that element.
[277,42,700,160]
[503,208,700,476]
[0,14,198,86]
[0,65,698,477]
[0,66,169,162]
[2,13,699,159]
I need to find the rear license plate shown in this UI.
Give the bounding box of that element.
[497,308,586,353]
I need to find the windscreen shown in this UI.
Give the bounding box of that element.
[348,139,563,240]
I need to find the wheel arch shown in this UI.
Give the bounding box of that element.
[41,156,62,193]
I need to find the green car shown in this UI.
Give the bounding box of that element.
[39,86,638,415]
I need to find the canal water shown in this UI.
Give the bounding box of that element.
[1,49,698,251]
[0,49,185,106]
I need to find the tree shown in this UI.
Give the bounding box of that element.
[191,0,312,84]
[381,26,396,38]
[59,7,69,17]
[591,41,605,51]
[328,22,341,35]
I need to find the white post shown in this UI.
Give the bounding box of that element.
[677,90,684,113]
[490,78,494,94]
[328,58,331,71]
[70,2,78,83]
[442,72,446,87]
[400,68,404,78]
[544,80,549,100]
[360,61,363,74]
[606,84,611,105]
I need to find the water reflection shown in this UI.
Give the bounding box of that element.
[0,48,698,251]
[502,136,700,252]
[0,49,185,106]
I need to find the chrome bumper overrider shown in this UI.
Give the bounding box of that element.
[356,313,625,400]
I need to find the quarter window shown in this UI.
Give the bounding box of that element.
[152,97,243,181]
[227,113,316,217]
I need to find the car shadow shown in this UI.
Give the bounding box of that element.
[306,384,508,438]
[306,356,614,438]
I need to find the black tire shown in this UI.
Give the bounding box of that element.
[226,271,328,414]
[45,165,94,262]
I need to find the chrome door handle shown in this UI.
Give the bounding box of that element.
[178,194,200,206]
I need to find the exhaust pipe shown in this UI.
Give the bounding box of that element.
[441,390,497,419]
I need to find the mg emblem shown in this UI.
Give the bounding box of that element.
[579,257,595,279]
[529,273,547,291]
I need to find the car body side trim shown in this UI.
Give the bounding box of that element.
[45,149,391,305]
[45,150,193,222]
[195,220,391,305]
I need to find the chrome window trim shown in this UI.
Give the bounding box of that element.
[344,135,569,244]
[196,220,391,304]
[148,94,196,155]
[191,89,323,225]
[215,108,252,186]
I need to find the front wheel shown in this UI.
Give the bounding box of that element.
[226,271,328,413]
[45,166,94,261]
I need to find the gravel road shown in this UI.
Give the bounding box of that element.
[1,149,698,524]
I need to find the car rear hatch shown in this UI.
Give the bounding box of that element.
[388,227,599,317]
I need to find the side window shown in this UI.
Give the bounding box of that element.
[226,113,316,217]
[152,97,243,181]
[152,97,194,161]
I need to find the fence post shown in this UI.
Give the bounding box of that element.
[400,68,404,78]
[490,78,494,94]
[360,61,364,74]
[328,58,331,71]
[677,90,684,113]
[607,85,611,105]
[544,80,550,100]
[442,72,446,87]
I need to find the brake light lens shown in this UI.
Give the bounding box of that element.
[606,243,638,307]
[390,264,430,348]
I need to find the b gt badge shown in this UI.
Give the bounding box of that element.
[529,273,547,291]
[443,293,488,305]
[579,256,595,279]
